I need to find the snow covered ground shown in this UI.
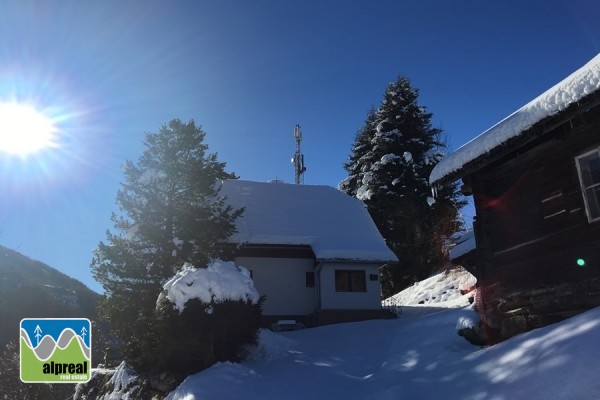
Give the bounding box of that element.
[165,269,600,400]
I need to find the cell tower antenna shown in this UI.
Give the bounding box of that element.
[291,124,306,184]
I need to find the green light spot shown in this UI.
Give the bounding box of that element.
[577,258,586,267]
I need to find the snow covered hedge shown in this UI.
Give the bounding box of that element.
[133,260,264,379]
[156,259,260,313]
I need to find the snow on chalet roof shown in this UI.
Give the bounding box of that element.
[449,231,476,261]
[430,53,600,185]
[219,179,398,263]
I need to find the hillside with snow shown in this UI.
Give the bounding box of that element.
[83,268,600,399]
[382,266,477,308]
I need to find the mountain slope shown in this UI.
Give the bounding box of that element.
[0,244,100,351]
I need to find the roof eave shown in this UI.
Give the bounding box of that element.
[316,257,399,264]
[432,90,600,187]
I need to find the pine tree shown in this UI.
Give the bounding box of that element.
[341,77,467,297]
[91,119,243,369]
[339,107,377,196]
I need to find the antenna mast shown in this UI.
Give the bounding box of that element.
[291,124,306,184]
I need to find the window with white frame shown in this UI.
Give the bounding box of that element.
[576,148,600,222]
[335,270,366,292]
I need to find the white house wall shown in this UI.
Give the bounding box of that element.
[319,262,382,310]
[235,256,317,316]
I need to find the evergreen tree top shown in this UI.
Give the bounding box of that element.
[340,76,467,295]
[341,76,444,203]
[92,118,242,297]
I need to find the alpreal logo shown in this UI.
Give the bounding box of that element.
[20,318,91,383]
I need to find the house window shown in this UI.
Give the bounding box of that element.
[576,149,600,222]
[335,270,366,292]
[306,271,315,287]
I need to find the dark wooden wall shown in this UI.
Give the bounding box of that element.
[469,101,600,340]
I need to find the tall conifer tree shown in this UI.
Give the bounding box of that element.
[340,77,466,296]
[91,119,243,366]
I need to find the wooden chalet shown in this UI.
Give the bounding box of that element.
[430,53,600,342]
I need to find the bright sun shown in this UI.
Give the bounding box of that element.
[0,102,57,156]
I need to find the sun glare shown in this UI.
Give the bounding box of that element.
[0,102,57,156]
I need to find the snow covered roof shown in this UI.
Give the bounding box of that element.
[449,231,476,261]
[219,180,398,263]
[430,53,600,185]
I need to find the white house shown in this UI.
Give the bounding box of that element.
[219,179,398,326]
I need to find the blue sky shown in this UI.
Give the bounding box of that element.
[1,1,599,294]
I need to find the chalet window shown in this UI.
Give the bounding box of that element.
[335,270,366,292]
[305,271,315,287]
[576,149,600,222]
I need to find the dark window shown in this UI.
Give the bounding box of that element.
[305,271,315,287]
[369,274,379,281]
[576,149,600,222]
[335,270,366,292]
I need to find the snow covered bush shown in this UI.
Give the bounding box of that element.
[147,260,264,379]
[157,260,260,312]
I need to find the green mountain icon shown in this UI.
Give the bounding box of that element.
[20,328,90,383]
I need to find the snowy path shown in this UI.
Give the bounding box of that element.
[167,305,600,400]
[168,317,398,400]
[167,307,475,399]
